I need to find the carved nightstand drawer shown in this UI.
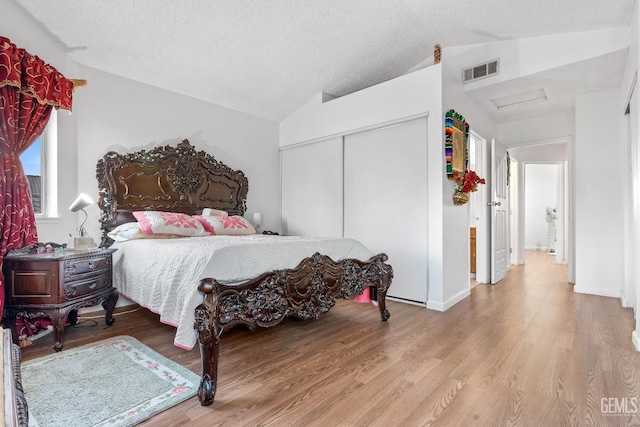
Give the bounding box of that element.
[64,274,111,300]
[63,253,112,282]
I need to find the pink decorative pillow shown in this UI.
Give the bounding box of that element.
[193,215,256,235]
[132,211,210,236]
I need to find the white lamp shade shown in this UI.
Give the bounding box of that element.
[252,212,263,226]
[69,193,94,212]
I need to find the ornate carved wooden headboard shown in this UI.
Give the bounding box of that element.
[96,139,248,246]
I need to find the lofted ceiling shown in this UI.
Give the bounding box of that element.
[12,0,635,123]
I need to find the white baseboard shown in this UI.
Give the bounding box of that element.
[386,296,426,307]
[426,300,445,311]
[426,288,471,312]
[633,330,640,352]
[574,285,622,299]
[426,300,444,311]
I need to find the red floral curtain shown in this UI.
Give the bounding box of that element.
[0,36,73,316]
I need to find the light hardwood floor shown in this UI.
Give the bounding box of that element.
[20,250,640,426]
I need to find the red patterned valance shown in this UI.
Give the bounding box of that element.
[0,36,73,110]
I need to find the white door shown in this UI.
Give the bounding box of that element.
[344,118,428,304]
[281,137,343,237]
[491,138,509,284]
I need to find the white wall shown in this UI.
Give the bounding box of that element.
[75,67,279,241]
[280,68,442,147]
[524,164,558,250]
[2,2,280,244]
[622,0,640,352]
[575,88,625,298]
[441,56,499,289]
[508,143,568,162]
[499,111,575,147]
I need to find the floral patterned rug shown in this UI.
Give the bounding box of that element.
[21,335,200,427]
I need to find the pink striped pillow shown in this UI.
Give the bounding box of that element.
[193,215,256,235]
[132,211,210,236]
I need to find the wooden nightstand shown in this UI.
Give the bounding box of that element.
[2,247,119,352]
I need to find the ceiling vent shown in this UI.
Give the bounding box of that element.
[491,88,548,110]
[462,59,500,84]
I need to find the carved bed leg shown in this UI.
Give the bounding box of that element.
[197,341,219,406]
[195,278,222,406]
[102,290,119,326]
[377,289,390,321]
[375,254,394,321]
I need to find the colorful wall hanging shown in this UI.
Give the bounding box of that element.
[445,109,469,179]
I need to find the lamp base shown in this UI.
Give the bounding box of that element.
[67,236,96,251]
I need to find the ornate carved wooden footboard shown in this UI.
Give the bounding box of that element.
[194,252,393,406]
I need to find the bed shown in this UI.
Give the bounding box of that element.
[96,139,393,406]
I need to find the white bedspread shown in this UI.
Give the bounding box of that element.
[111,235,375,350]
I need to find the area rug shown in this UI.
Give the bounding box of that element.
[21,335,200,427]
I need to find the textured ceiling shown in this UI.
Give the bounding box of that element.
[12,0,635,122]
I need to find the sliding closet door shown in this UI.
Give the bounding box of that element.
[281,137,342,237]
[344,118,428,304]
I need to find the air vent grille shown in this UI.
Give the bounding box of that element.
[462,59,500,84]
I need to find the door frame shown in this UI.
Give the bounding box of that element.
[623,73,637,310]
[472,132,490,284]
[517,161,566,265]
[506,136,574,283]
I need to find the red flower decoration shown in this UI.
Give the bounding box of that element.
[452,169,486,193]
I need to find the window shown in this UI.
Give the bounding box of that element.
[20,137,43,214]
[19,112,57,217]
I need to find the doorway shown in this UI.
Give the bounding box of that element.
[509,140,571,281]
[473,138,572,285]
[523,163,560,262]
[468,131,489,285]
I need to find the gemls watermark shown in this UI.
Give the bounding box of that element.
[601,397,638,416]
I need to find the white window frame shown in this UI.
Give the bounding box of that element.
[42,111,58,218]
[21,111,58,218]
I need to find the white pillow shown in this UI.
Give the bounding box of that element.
[202,208,228,216]
[107,222,181,241]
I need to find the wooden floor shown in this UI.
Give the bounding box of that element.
[20,250,640,426]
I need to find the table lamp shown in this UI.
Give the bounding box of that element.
[252,212,262,233]
[68,193,96,250]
